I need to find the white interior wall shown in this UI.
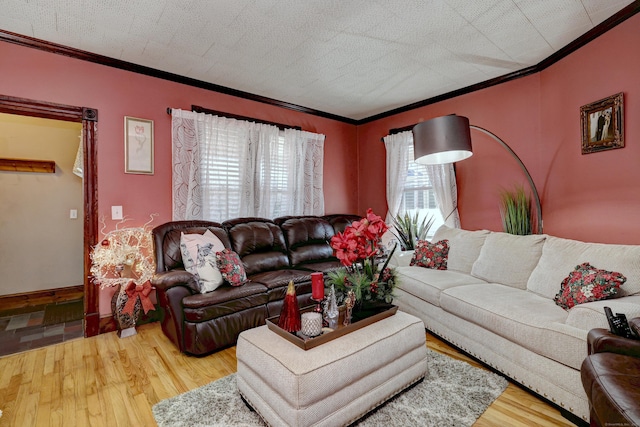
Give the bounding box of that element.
[0,113,83,296]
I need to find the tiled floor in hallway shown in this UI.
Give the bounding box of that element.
[0,305,83,357]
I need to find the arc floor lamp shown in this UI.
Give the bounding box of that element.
[412,114,543,234]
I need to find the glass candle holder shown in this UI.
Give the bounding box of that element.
[301,312,323,337]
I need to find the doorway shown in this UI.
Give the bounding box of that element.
[0,95,99,337]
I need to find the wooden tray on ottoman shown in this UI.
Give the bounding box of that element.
[266,303,398,350]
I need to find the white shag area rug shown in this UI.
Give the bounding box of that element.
[153,349,508,427]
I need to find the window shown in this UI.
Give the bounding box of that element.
[172,110,324,222]
[401,142,444,237]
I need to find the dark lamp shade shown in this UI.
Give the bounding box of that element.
[412,115,473,165]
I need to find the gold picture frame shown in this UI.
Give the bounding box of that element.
[125,116,154,174]
[580,92,624,155]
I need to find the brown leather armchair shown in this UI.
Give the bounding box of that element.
[581,318,640,427]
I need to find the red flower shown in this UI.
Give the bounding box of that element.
[329,209,388,268]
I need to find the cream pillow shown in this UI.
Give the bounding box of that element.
[179,230,226,291]
[195,243,224,292]
[431,225,490,274]
[470,232,546,289]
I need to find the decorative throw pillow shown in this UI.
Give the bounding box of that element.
[179,230,225,276]
[216,249,247,286]
[554,262,626,310]
[410,239,449,270]
[195,243,224,293]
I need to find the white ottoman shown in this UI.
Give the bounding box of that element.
[236,310,428,427]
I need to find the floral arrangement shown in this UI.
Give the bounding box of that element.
[327,209,397,305]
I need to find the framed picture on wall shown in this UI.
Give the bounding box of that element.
[125,116,154,174]
[580,92,624,155]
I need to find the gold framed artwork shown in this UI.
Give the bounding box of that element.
[580,92,624,155]
[125,116,154,174]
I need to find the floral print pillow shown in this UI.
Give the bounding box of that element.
[410,239,449,270]
[195,243,224,293]
[215,249,247,287]
[554,262,626,310]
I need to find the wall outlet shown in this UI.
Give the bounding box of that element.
[70,209,78,219]
[111,206,123,220]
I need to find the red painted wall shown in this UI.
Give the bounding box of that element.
[358,13,640,244]
[0,41,358,316]
[1,11,638,317]
[0,42,359,231]
[538,15,640,243]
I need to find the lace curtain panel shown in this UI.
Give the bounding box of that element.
[171,109,325,222]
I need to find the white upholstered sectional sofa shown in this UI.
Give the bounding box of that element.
[391,225,640,423]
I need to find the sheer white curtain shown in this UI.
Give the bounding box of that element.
[284,129,325,216]
[383,132,410,223]
[427,164,461,228]
[171,109,324,222]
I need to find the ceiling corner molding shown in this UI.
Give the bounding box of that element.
[2,0,638,128]
[356,2,640,125]
[0,29,358,125]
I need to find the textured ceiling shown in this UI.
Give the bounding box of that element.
[0,0,635,120]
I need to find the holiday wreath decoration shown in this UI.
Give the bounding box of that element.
[90,214,157,336]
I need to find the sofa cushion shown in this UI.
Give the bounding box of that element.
[431,225,490,274]
[195,243,225,292]
[224,218,290,275]
[249,269,313,289]
[471,232,546,290]
[394,266,487,307]
[410,239,449,269]
[153,221,229,272]
[277,216,336,267]
[180,230,225,276]
[182,281,269,322]
[216,248,248,286]
[528,236,640,299]
[440,283,587,369]
[553,262,626,310]
[565,298,640,332]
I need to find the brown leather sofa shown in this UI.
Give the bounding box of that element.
[581,318,640,427]
[151,214,359,356]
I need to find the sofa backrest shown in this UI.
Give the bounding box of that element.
[223,217,290,276]
[527,235,640,299]
[470,231,546,290]
[275,216,336,267]
[323,214,362,234]
[432,225,490,274]
[152,220,230,272]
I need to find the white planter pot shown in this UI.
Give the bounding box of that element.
[391,249,415,267]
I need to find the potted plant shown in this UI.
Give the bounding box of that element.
[388,211,435,266]
[499,185,533,235]
[390,211,435,250]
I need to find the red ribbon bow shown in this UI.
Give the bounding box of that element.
[122,280,155,315]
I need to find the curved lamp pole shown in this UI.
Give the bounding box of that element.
[412,115,543,234]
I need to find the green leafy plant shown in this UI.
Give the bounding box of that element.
[389,211,435,250]
[499,186,533,235]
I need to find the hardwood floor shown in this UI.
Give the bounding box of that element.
[0,322,575,426]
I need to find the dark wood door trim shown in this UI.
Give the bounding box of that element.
[0,95,99,337]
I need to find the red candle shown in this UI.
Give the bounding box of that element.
[311,272,324,300]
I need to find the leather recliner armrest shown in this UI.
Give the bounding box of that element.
[587,324,640,358]
[151,270,199,294]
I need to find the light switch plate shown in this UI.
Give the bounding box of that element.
[111,206,123,220]
[70,209,78,219]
